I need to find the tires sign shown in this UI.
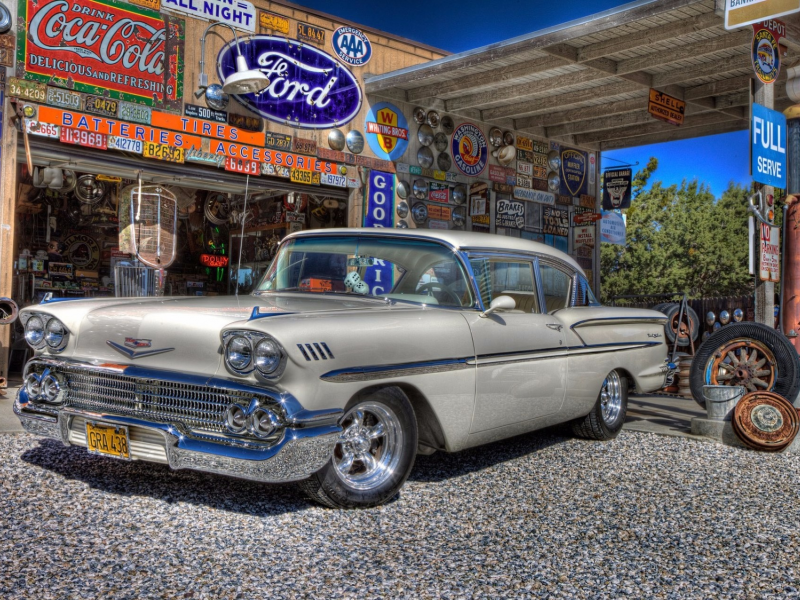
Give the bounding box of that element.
[331,26,372,66]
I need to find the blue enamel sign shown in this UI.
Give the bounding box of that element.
[363,170,395,296]
[364,102,409,161]
[217,36,363,129]
[752,102,786,188]
[331,26,373,66]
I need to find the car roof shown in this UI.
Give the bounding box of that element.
[285,227,584,274]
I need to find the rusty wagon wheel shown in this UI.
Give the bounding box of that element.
[689,322,800,408]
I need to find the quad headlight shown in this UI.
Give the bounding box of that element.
[24,314,70,353]
[223,331,285,378]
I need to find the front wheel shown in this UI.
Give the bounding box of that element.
[300,387,418,509]
[572,370,628,440]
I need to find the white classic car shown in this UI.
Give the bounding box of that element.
[15,229,671,508]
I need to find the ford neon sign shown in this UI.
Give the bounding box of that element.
[217,36,362,130]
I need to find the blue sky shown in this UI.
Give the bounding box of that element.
[295,0,753,198]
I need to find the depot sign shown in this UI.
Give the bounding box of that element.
[752,102,786,188]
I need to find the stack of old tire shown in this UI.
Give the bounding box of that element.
[689,321,800,451]
[652,302,700,398]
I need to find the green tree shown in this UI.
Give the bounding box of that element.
[600,158,753,303]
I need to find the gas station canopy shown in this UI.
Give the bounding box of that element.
[365,0,800,151]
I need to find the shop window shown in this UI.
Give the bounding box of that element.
[538,263,572,313]
[469,257,539,313]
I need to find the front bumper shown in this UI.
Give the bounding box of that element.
[15,358,343,483]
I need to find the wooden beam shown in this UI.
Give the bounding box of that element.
[684,75,753,100]
[481,80,644,120]
[576,111,741,144]
[652,53,751,87]
[445,66,612,111]
[578,11,721,61]
[714,90,750,109]
[364,0,704,92]
[599,120,747,150]
[615,30,751,75]
[515,97,647,129]
[405,56,570,102]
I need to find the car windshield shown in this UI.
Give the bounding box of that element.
[255,235,475,308]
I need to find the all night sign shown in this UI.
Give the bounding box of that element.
[17,0,184,109]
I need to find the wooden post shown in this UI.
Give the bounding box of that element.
[753,78,774,327]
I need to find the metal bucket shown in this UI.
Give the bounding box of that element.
[703,385,746,421]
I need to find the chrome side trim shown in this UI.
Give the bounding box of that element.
[248,306,296,321]
[106,340,175,359]
[570,317,668,329]
[321,358,470,383]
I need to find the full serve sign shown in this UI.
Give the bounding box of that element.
[752,102,786,188]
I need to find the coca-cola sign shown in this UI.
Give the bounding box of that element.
[217,36,362,129]
[18,0,184,109]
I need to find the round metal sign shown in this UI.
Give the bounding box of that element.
[346,130,365,154]
[417,146,434,168]
[412,179,428,199]
[418,124,434,147]
[396,180,410,199]
[328,129,346,151]
[451,185,467,205]
[331,26,373,66]
[364,102,409,160]
[451,123,487,176]
[411,203,428,224]
[396,201,409,218]
[732,391,799,451]
[217,36,362,129]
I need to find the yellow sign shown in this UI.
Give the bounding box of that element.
[290,169,321,185]
[143,142,185,163]
[516,135,533,151]
[725,0,800,29]
[259,10,289,34]
[648,89,685,126]
[128,0,161,10]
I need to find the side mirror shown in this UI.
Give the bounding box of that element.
[480,295,516,318]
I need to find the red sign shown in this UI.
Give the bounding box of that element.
[200,254,229,268]
[20,0,184,109]
[489,164,514,184]
[60,127,107,150]
[573,212,602,224]
[225,156,259,175]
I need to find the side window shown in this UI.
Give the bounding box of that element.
[469,257,539,313]
[573,275,601,307]
[539,263,572,313]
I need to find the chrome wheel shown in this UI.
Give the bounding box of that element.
[600,371,623,424]
[333,402,403,491]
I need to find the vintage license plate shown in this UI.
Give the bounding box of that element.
[8,77,47,102]
[261,162,291,178]
[108,135,143,154]
[86,422,130,460]
[143,141,184,163]
[290,168,320,185]
[319,173,347,187]
[224,156,259,174]
[119,101,152,125]
[227,112,262,132]
[26,120,60,138]
[264,132,292,150]
[60,127,107,149]
[46,86,81,110]
[85,95,118,117]
[292,137,317,155]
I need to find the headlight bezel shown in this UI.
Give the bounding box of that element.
[23,313,71,353]
[222,330,286,380]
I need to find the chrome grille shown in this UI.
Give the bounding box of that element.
[54,366,273,434]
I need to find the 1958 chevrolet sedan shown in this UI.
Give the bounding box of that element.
[15,228,671,508]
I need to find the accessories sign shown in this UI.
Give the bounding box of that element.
[19,0,184,110]
[217,36,362,129]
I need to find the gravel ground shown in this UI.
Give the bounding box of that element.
[1,429,800,599]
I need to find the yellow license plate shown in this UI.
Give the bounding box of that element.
[86,422,131,460]
[143,141,184,163]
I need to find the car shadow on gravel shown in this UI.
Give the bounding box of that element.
[409,426,570,482]
[20,439,315,516]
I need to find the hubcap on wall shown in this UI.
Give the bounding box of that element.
[333,401,403,491]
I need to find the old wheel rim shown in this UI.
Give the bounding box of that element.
[600,371,623,424]
[707,338,777,393]
[333,402,403,491]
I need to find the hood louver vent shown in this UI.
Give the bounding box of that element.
[298,343,334,361]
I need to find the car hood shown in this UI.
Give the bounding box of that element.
[31,294,404,375]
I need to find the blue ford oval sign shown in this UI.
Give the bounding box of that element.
[217,36,363,130]
[331,26,372,66]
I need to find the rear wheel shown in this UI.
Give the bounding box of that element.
[300,387,418,509]
[572,370,628,440]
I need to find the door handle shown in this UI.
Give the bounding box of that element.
[546,323,563,332]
